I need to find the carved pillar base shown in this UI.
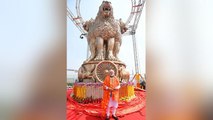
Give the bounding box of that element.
[78,60,130,82]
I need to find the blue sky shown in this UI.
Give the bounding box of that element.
[67,0,146,75]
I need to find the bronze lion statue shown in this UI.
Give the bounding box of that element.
[83,1,128,62]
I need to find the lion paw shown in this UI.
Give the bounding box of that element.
[94,54,104,61]
[108,54,116,61]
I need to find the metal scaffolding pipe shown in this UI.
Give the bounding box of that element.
[132,34,139,73]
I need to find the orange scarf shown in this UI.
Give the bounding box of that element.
[101,75,120,115]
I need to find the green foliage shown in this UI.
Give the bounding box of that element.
[67,82,73,86]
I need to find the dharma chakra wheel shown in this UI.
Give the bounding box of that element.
[94,61,118,82]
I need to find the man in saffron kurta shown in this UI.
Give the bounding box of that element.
[102,69,120,120]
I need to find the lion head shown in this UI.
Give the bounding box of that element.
[83,18,94,32]
[97,1,114,19]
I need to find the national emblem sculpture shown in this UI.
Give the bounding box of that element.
[78,1,130,82]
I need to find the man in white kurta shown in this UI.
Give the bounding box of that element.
[102,70,120,120]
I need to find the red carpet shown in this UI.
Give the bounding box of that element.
[67,88,146,120]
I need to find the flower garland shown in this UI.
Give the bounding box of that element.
[72,82,135,103]
[119,82,135,101]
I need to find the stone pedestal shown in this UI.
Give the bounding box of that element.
[78,60,130,82]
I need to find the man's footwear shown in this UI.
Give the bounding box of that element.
[105,116,110,120]
[112,115,118,120]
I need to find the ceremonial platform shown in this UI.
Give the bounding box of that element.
[67,88,146,120]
